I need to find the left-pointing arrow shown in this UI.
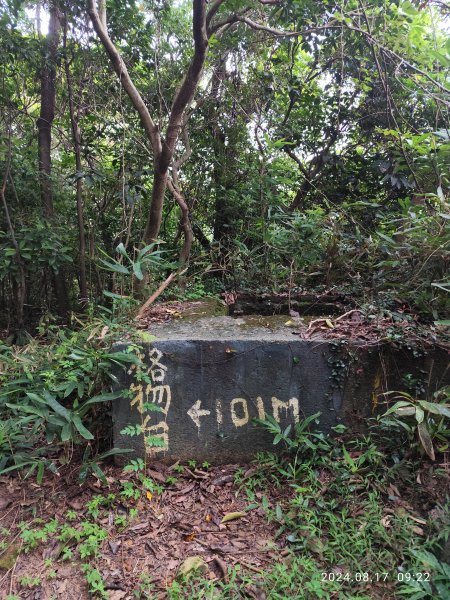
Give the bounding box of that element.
[187,400,211,429]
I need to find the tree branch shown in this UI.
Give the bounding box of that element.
[206,0,226,32]
[87,0,161,154]
[162,0,209,170]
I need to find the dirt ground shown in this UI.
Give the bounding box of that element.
[0,462,284,599]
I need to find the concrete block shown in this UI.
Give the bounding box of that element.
[111,315,449,463]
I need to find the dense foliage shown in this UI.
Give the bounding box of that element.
[0,0,448,329]
[0,4,449,596]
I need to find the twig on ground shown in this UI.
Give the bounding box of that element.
[8,542,21,597]
[334,309,365,322]
[137,268,188,319]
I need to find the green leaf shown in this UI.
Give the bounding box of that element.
[90,461,108,485]
[396,406,416,417]
[177,555,208,578]
[61,421,72,442]
[142,402,162,412]
[97,448,134,460]
[382,400,413,416]
[418,401,450,418]
[116,242,128,257]
[37,461,44,485]
[133,261,144,280]
[105,351,141,365]
[417,422,435,460]
[81,390,123,409]
[72,415,94,440]
[25,392,48,405]
[63,381,78,398]
[221,511,246,523]
[0,461,36,475]
[103,290,130,299]
[42,395,71,421]
[415,406,425,424]
[431,282,450,293]
[137,243,157,259]
[6,403,47,418]
[377,232,396,245]
[99,259,130,275]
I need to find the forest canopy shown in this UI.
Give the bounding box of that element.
[0,0,449,328]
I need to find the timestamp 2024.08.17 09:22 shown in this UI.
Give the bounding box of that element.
[320,572,431,584]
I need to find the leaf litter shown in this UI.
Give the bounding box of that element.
[0,462,283,599]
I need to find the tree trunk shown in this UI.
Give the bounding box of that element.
[1,133,26,329]
[37,3,71,319]
[37,4,60,217]
[88,0,208,255]
[143,166,168,244]
[63,19,88,305]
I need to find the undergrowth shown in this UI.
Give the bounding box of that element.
[1,420,448,599]
[0,302,146,481]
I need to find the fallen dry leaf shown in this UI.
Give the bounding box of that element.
[221,511,246,524]
[209,544,236,554]
[213,556,228,581]
[108,592,127,600]
[0,544,20,570]
[408,515,427,525]
[147,469,166,483]
[0,498,12,510]
[177,555,208,578]
[381,515,392,528]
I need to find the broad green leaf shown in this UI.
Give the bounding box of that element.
[116,242,128,257]
[99,259,129,274]
[97,448,133,460]
[396,406,416,417]
[417,422,435,460]
[103,289,130,299]
[61,422,72,442]
[418,401,450,418]
[415,406,425,423]
[91,461,108,485]
[81,390,123,408]
[6,403,47,418]
[25,392,48,405]
[382,400,413,416]
[63,381,78,398]
[133,261,144,280]
[39,394,71,421]
[137,243,157,259]
[72,415,94,440]
[37,462,44,484]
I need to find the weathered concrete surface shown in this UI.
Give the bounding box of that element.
[112,314,449,463]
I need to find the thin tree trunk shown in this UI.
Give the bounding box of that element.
[167,178,193,264]
[37,5,60,217]
[88,0,209,251]
[1,129,26,328]
[144,165,168,244]
[63,20,88,304]
[37,3,71,319]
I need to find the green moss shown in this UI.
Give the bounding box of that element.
[0,545,20,571]
[178,298,228,321]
